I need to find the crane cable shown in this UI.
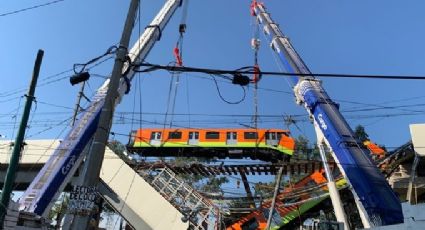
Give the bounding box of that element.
[165,0,190,129]
[251,0,262,148]
[173,0,189,67]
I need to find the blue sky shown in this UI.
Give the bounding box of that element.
[1,0,425,151]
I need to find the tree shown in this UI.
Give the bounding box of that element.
[48,194,69,229]
[253,181,277,199]
[107,140,134,163]
[294,135,320,160]
[354,125,369,142]
[201,176,229,193]
[294,135,309,160]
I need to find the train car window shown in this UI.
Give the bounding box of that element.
[128,130,137,145]
[226,132,237,139]
[265,132,277,140]
[189,131,199,139]
[277,132,282,140]
[150,131,161,140]
[168,131,182,139]
[205,131,220,139]
[244,132,258,139]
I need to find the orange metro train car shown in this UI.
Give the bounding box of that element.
[127,128,295,162]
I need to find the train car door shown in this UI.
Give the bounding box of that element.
[226,131,237,145]
[265,132,278,146]
[188,131,199,145]
[150,131,162,146]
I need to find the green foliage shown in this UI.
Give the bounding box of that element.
[48,194,69,229]
[102,201,115,213]
[294,136,309,156]
[171,157,212,167]
[379,144,388,152]
[354,125,369,142]
[108,140,126,153]
[294,135,320,160]
[253,181,276,199]
[107,140,131,163]
[310,145,321,160]
[201,176,229,193]
[166,157,228,193]
[167,157,206,187]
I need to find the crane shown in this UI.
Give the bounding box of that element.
[18,0,182,217]
[251,1,403,228]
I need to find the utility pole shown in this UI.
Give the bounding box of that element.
[67,0,139,229]
[70,82,86,127]
[265,165,284,230]
[0,50,44,225]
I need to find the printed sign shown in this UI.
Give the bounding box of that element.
[68,185,98,215]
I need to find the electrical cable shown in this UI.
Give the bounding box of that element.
[0,0,66,17]
[337,98,425,115]
[73,46,117,74]
[163,64,180,129]
[11,96,23,140]
[9,106,421,130]
[342,102,425,113]
[130,72,138,133]
[133,69,424,116]
[0,96,21,104]
[185,74,192,128]
[110,114,398,129]
[0,106,21,120]
[7,104,89,193]
[169,72,182,128]
[12,123,70,191]
[37,100,74,110]
[0,53,112,101]
[164,0,191,129]
[0,74,70,99]
[138,75,144,136]
[210,75,246,104]
[110,111,425,132]
[184,72,293,95]
[0,118,300,130]
[136,63,425,80]
[26,116,73,138]
[24,99,38,139]
[115,111,306,118]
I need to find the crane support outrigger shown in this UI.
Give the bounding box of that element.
[251,1,403,227]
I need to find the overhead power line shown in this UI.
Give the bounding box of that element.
[0,0,66,17]
[136,63,425,81]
